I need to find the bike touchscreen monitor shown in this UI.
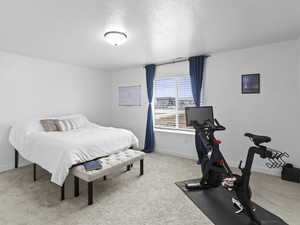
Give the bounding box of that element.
[185,106,214,127]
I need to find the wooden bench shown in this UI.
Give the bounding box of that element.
[71,149,145,205]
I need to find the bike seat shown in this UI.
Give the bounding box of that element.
[244,133,271,145]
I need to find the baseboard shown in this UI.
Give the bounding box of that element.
[0,159,31,173]
[155,148,197,161]
[19,158,31,167]
[156,148,281,177]
[227,160,281,176]
[0,164,13,173]
[247,164,281,176]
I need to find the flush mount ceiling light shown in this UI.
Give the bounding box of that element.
[104,31,127,46]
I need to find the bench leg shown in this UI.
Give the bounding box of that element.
[74,176,79,197]
[33,164,37,182]
[88,182,93,205]
[103,176,106,180]
[61,183,65,201]
[15,149,19,169]
[140,159,144,176]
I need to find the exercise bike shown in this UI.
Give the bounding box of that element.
[185,106,289,225]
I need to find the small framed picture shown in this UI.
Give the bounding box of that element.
[241,74,260,94]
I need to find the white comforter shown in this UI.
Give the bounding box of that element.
[9,118,138,186]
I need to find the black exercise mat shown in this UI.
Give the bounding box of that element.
[176,179,288,225]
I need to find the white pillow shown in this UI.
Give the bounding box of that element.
[9,114,90,147]
[27,114,89,133]
[56,117,85,131]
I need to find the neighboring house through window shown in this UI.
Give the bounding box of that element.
[153,76,195,130]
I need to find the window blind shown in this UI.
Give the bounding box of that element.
[154,76,195,130]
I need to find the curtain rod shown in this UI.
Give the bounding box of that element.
[156,55,210,67]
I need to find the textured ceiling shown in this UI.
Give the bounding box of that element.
[0,0,300,70]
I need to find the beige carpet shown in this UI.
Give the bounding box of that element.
[0,153,299,225]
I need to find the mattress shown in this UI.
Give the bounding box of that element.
[9,114,139,186]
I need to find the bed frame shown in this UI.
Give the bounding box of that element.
[15,148,67,201]
[14,148,137,202]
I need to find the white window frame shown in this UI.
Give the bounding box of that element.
[153,75,195,132]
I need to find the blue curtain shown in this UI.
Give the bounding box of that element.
[144,64,156,153]
[188,56,206,163]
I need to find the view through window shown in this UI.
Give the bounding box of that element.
[154,76,195,130]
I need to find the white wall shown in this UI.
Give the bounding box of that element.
[111,39,300,175]
[297,37,300,91]
[111,67,148,148]
[205,40,299,174]
[0,51,111,171]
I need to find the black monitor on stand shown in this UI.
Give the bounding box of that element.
[185,106,214,127]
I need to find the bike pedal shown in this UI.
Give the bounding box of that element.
[232,198,244,214]
[235,208,243,214]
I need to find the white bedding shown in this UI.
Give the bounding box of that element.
[9,115,138,186]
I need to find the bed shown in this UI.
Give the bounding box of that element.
[9,114,139,186]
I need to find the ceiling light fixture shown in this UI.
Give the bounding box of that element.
[104,31,127,46]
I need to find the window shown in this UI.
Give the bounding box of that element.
[154,76,195,130]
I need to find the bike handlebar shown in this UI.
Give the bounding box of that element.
[191,119,226,132]
[214,119,226,131]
